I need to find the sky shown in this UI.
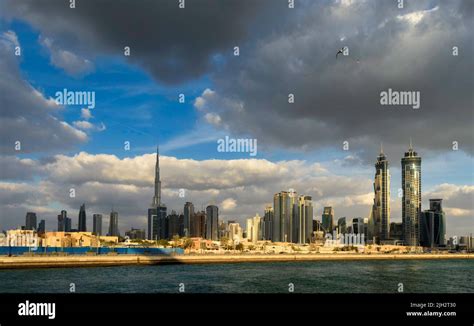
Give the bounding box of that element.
[0,0,473,237]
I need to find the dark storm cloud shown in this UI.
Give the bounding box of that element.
[1,0,274,84]
[197,0,474,162]
[1,1,471,159]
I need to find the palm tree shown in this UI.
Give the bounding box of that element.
[183,238,194,249]
[220,236,229,249]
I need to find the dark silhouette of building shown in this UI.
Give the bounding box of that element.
[263,206,273,241]
[322,207,334,234]
[78,204,87,232]
[167,210,181,238]
[206,205,219,240]
[337,217,347,234]
[125,228,145,240]
[108,210,119,237]
[420,199,446,248]
[37,220,45,233]
[25,212,37,230]
[58,210,67,231]
[183,202,194,237]
[390,222,403,241]
[313,219,322,232]
[191,211,206,238]
[93,214,103,236]
[65,217,72,232]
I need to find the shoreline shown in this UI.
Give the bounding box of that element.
[0,253,472,269]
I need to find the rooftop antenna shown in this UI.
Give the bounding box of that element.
[380,142,383,154]
[409,138,413,151]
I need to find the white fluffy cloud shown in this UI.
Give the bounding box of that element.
[221,198,237,211]
[73,121,106,131]
[81,108,93,120]
[39,36,94,76]
[425,184,474,218]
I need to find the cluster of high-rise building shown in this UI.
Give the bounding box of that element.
[144,144,446,246]
[366,142,446,247]
[239,191,314,245]
[259,191,313,244]
[147,147,220,241]
[254,142,447,247]
[21,205,122,238]
[14,142,451,248]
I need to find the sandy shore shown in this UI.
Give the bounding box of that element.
[0,253,472,269]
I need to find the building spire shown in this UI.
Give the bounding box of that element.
[151,144,162,208]
[409,138,413,151]
[380,142,383,154]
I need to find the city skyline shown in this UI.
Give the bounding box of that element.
[7,143,473,244]
[0,0,472,238]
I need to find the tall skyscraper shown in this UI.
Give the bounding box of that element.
[322,207,334,233]
[108,210,119,237]
[78,203,87,232]
[25,212,37,230]
[206,205,219,240]
[151,146,162,208]
[372,145,391,243]
[296,195,313,244]
[183,202,194,237]
[147,146,167,240]
[288,190,298,243]
[57,210,67,232]
[420,199,446,248]
[263,205,273,241]
[273,191,291,242]
[93,214,103,236]
[401,142,421,246]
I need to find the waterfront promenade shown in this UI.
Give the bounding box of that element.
[0,253,472,269]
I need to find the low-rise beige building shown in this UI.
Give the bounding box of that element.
[40,232,119,247]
